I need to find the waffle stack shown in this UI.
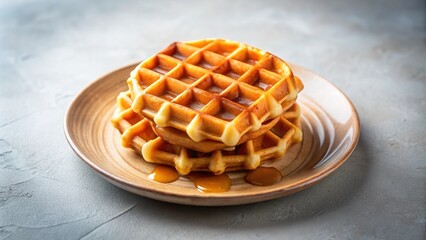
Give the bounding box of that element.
[112,39,303,175]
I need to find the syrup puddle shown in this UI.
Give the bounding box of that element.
[149,165,180,183]
[187,172,231,193]
[245,167,282,186]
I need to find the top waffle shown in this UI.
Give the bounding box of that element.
[128,39,303,146]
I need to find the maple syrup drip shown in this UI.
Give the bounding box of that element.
[187,172,231,193]
[149,165,180,183]
[245,167,282,186]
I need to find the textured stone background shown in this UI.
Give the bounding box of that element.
[0,0,425,239]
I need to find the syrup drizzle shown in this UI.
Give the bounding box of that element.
[245,167,282,186]
[149,165,180,183]
[187,172,231,193]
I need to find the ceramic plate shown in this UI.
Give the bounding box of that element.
[64,63,360,206]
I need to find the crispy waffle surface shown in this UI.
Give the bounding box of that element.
[112,91,303,175]
[127,39,304,146]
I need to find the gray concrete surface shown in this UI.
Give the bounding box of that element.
[0,0,425,239]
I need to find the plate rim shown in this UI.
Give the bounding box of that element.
[64,62,360,205]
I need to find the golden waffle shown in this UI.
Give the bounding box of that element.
[112,91,303,175]
[152,77,303,152]
[127,39,304,146]
[117,91,280,153]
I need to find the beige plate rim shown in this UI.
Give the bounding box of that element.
[64,62,360,205]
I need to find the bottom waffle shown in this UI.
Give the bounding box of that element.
[153,118,279,153]
[112,91,303,175]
